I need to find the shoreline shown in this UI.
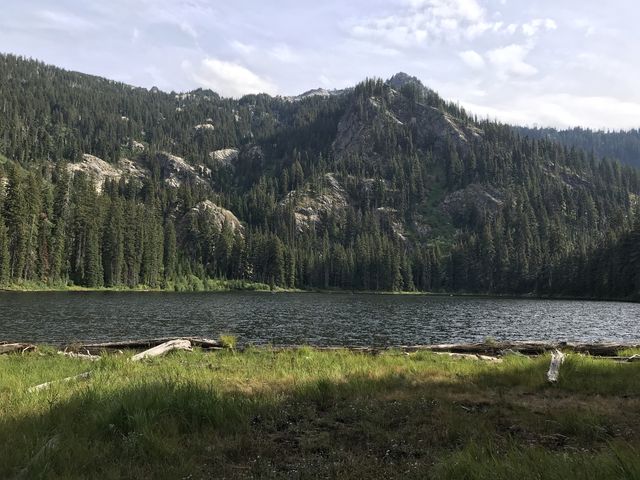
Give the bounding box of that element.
[1,284,637,304]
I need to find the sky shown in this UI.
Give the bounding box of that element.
[2,0,639,130]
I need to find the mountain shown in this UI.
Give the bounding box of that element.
[0,54,639,297]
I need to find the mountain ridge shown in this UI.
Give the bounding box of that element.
[0,53,639,298]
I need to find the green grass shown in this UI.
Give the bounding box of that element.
[1,349,640,479]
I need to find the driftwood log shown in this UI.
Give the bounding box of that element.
[72,337,219,354]
[58,351,101,361]
[0,342,36,354]
[28,371,92,393]
[547,350,565,383]
[28,340,193,392]
[434,352,502,362]
[130,339,192,361]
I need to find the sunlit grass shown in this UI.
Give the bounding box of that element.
[1,349,640,478]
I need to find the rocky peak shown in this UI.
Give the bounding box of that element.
[386,72,425,91]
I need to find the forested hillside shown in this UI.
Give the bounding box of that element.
[518,127,640,169]
[1,54,639,297]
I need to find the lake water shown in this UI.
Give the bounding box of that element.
[0,292,638,346]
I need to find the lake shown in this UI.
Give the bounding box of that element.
[0,292,638,346]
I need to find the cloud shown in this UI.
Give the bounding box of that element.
[522,18,557,37]
[459,49,485,69]
[407,0,484,23]
[348,0,500,47]
[486,44,537,77]
[230,40,256,55]
[269,44,299,63]
[463,93,640,130]
[36,10,98,32]
[186,58,277,97]
[178,21,198,39]
[347,0,539,48]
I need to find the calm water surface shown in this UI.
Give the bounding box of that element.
[0,292,638,346]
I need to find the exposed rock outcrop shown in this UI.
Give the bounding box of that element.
[441,184,504,219]
[67,154,150,191]
[209,148,239,168]
[280,173,348,231]
[156,152,210,188]
[183,200,243,234]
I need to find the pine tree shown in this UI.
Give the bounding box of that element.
[0,212,10,284]
[163,218,177,281]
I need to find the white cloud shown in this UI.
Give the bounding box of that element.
[463,94,640,130]
[187,58,277,97]
[36,10,97,32]
[407,0,484,23]
[459,49,485,69]
[178,21,198,39]
[269,44,299,63]
[505,23,518,35]
[522,18,557,37]
[486,44,538,77]
[347,0,541,48]
[230,40,255,55]
[349,0,499,47]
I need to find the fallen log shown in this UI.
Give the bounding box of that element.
[434,351,502,362]
[564,342,638,356]
[28,371,92,393]
[72,336,219,354]
[58,351,101,361]
[130,339,192,362]
[547,350,565,383]
[0,343,36,354]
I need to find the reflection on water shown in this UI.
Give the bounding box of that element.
[0,292,638,345]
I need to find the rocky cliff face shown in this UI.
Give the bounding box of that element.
[153,152,212,188]
[182,200,243,234]
[279,173,348,231]
[67,154,150,191]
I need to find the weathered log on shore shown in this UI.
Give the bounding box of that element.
[130,339,192,361]
[28,371,92,393]
[547,349,565,383]
[434,352,502,362]
[58,351,101,361]
[70,337,220,354]
[0,342,36,354]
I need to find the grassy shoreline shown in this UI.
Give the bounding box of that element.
[2,348,640,479]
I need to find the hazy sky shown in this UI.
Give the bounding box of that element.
[2,0,639,129]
